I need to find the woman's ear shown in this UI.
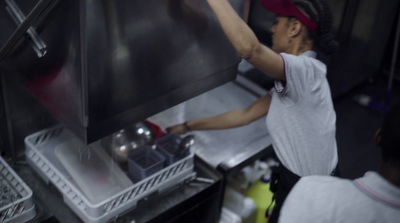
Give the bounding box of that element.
[289,19,303,38]
[374,128,382,146]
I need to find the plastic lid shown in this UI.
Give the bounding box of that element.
[258,161,269,170]
[260,174,271,183]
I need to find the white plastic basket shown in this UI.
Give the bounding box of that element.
[25,126,195,223]
[0,156,36,223]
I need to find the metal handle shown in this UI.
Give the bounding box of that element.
[0,0,55,63]
[5,0,47,57]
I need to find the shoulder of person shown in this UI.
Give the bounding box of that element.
[279,176,352,222]
[293,175,353,193]
[298,175,350,184]
[280,52,326,72]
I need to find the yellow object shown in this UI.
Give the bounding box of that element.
[246,175,275,223]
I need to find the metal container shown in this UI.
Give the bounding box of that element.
[0,0,250,144]
[100,121,156,163]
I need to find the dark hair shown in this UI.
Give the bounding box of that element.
[380,104,400,165]
[293,0,338,55]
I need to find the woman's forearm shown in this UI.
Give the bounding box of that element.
[187,93,271,131]
[187,109,251,131]
[166,109,249,134]
[166,94,271,135]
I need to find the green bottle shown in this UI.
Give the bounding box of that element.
[246,174,275,223]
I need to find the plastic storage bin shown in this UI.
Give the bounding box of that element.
[127,146,165,183]
[223,187,256,223]
[247,174,275,223]
[219,207,241,223]
[155,133,190,166]
[25,125,196,223]
[0,156,36,223]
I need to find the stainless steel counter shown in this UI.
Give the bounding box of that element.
[149,75,273,174]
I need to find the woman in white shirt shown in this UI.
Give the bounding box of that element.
[167,0,339,221]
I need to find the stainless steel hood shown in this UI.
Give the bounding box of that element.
[0,0,250,144]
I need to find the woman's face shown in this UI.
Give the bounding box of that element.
[270,15,291,53]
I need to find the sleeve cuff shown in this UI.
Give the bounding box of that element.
[274,53,289,93]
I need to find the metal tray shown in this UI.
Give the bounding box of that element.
[0,156,36,223]
[25,126,195,223]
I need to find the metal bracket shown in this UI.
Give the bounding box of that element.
[5,0,47,58]
[0,0,54,63]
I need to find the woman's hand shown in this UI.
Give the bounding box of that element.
[166,123,189,134]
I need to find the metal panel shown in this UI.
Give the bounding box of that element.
[0,0,250,144]
[328,0,400,97]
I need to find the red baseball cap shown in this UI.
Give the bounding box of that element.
[261,0,318,31]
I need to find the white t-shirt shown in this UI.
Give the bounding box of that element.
[279,172,400,223]
[266,51,338,176]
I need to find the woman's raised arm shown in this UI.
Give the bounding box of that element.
[206,0,285,80]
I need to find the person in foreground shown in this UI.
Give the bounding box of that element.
[167,0,339,221]
[279,104,400,223]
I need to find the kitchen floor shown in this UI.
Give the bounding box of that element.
[333,74,400,179]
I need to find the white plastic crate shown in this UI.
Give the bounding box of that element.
[25,126,196,223]
[219,207,241,223]
[0,156,36,223]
